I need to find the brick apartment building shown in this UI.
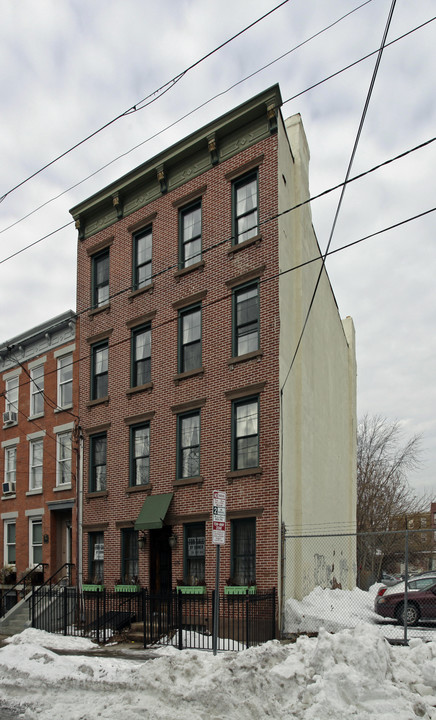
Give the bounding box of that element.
[70,84,357,608]
[0,311,79,587]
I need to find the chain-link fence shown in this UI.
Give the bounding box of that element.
[282,527,436,643]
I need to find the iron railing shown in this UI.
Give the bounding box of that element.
[30,586,277,650]
[0,563,48,618]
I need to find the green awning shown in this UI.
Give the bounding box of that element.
[134,493,174,531]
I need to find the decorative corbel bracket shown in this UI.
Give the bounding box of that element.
[112,192,124,220]
[267,103,278,135]
[156,164,167,194]
[207,133,219,166]
[75,217,85,241]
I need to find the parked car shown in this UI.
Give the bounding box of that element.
[375,573,436,625]
[380,573,403,586]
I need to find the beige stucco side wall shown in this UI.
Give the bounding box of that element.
[277,112,357,606]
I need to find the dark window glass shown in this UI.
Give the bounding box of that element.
[233,172,258,244]
[88,532,104,584]
[133,227,152,289]
[233,282,259,356]
[179,306,201,373]
[92,250,109,307]
[90,433,107,492]
[130,424,150,486]
[121,528,139,584]
[180,202,201,268]
[184,523,205,585]
[178,412,200,478]
[231,518,256,585]
[131,325,151,387]
[232,398,259,470]
[91,341,108,399]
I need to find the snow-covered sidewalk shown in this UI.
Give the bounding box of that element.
[1,625,436,718]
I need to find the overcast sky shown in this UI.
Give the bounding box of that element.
[0,0,434,498]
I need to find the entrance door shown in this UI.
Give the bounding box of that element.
[149,527,172,595]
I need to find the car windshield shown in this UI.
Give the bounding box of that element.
[408,577,436,590]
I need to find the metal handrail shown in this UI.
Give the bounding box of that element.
[0,563,48,618]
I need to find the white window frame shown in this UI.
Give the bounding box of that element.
[57,353,73,409]
[56,431,72,487]
[30,364,45,417]
[4,446,17,492]
[29,516,43,567]
[5,375,19,416]
[4,519,16,567]
[29,438,43,490]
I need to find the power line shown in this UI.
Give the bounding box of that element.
[0,0,289,205]
[280,0,398,394]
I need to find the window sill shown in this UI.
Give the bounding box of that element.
[54,483,72,492]
[226,467,262,482]
[126,483,152,495]
[54,404,73,414]
[1,494,16,501]
[85,490,109,500]
[128,283,155,301]
[28,413,44,421]
[26,488,43,496]
[2,423,18,430]
[86,396,110,409]
[126,382,153,396]
[174,260,205,281]
[173,476,204,488]
[88,302,111,319]
[174,367,204,384]
[228,350,263,367]
[228,234,262,257]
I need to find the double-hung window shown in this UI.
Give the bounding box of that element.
[4,520,16,565]
[180,201,202,268]
[133,226,152,290]
[30,365,44,416]
[4,376,19,420]
[88,531,104,584]
[233,282,259,356]
[232,397,259,470]
[121,528,138,584]
[4,446,17,492]
[57,354,73,408]
[184,523,205,585]
[130,424,150,486]
[131,325,151,387]
[30,517,43,565]
[92,249,109,308]
[29,439,43,490]
[231,518,256,585]
[177,411,200,479]
[178,305,201,373]
[57,431,72,486]
[91,341,108,400]
[233,171,258,244]
[90,433,107,492]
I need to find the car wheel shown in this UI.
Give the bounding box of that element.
[396,602,420,626]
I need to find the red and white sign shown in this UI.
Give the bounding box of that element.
[212,490,226,545]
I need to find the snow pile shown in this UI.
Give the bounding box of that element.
[284,583,381,634]
[1,625,436,718]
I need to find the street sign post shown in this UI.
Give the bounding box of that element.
[212,490,226,655]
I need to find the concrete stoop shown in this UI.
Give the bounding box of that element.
[0,597,32,636]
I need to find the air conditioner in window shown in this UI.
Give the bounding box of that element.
[3,411,17,425]
[2,481,15,494]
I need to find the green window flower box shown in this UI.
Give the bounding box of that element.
[82,584,105,592]
[115,584,141,592]
[224,585,257,595]
[176,585,206,595]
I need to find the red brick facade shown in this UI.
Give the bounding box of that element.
[75,100,283,593]
[0,312,79,585]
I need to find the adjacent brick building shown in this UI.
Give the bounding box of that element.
[70,84,357,611]
[0,311,79,586]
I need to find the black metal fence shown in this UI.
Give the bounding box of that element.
[30,586,277,650]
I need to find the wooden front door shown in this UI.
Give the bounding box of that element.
[149,527,172,595]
